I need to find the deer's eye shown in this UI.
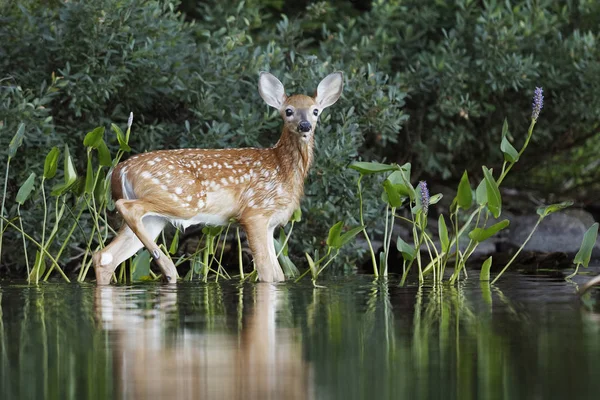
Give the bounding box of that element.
[313,109,319,116]
[285,109,294,117]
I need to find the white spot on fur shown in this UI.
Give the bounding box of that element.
[221,178,228,185]
[141,171,152,179]
[168,165,175,170]
[198,199,205,208]
[161,185,168,190]
[100,253,113,266]
[175,187,183,194]
[186,195,192,201]
[152,178,160,184]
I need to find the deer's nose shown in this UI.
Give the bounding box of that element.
[298,120,312,132]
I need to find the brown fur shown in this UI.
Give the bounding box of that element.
[93,72,342,284]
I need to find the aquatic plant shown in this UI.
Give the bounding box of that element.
[349,87,578,285]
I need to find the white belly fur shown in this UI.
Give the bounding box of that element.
[143,189,295,231]
[150,189,238,231]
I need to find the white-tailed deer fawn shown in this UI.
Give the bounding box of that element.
[93,72,343,284]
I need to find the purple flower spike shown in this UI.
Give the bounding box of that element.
[419,181,430,215]
[532,87,543,121]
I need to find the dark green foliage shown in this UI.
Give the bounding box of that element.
[1,0,599,274]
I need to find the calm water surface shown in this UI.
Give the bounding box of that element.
[1,271,600,399]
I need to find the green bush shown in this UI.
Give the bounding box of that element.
[1,0,599,276]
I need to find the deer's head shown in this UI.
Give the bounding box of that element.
[258,72,343,141]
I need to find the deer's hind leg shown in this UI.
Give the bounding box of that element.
[113,199,179,283]
[93,215,167,284]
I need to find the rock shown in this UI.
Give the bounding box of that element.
[507,209,598,254]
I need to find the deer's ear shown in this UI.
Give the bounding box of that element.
[316,72,343,109]
[258,72,286,109]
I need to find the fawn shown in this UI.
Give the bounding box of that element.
[93,72,343,284]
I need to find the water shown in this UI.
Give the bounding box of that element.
[1,271,599,400]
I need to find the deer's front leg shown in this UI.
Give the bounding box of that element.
[115,199,178,283]
[242,217,285,283]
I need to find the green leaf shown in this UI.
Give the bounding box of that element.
[476,178,487,206]
[169,229,180,255]
[83,126,105,149]
[456,171,472,210]
[429,193,443,205]
[500,136,519,163]
[275,244,299,277]
[383,180,403,207]
[112,123,131,151]
[385,170,415,200]
[396,236,416,261]
[63,144,77,187]
[337,226,365,248]
[349,161,399,175]
[84,156,94,194]
[97,140,112,167]
[52,145,78,196]
[468,219,510,242]
[500,118,519,163]
[573,223,599,268]
[131,250,152,281]
[399,162,412,182]
[278,228,288,256]
[482,166,501,218]
[16,173,36,205]
[306,252,317,278]
[536,201,574,218]
[501,118,509,138]
[29,250,45,283]
[202,226,223,237]
[8,123,26,158]
[93,169,107,205]
[326,221,343,248]
[438,214,449,253]
[480,256,493,281]
[291,207,302,222]
[44,147,60,179]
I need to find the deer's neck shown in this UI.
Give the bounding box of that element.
[273,126,315,182]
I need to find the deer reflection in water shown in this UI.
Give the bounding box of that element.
[94,284,311,400]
